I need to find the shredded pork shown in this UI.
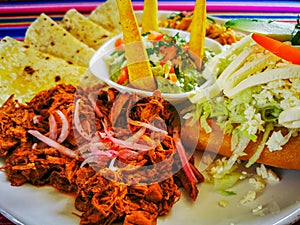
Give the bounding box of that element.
[0,84,204,225]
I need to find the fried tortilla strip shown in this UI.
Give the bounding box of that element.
[24,13,95,67]
[141,0,158,33]
[116,0,156,91]
[89,0,122,35]
[189,0,206,68]
[61,9,112,50]
[0,37,88,104]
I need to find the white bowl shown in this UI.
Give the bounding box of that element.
[89,28,222,103]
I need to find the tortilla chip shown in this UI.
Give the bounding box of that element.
[116,0,156,91]
[0,36,88,104]
[141,0,158,33]
[89,0,121,35]
[24,13,95,67]
[61,9,112,50]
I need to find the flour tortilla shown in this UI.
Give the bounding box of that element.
[24,13,95,67]
[0,36,89,104]
[61,9,112,50]
[89,0,121,35]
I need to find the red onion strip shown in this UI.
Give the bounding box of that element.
[88,93,104,118]
[117,149,140,159]
[80,154,111,168]
[28,130,77,158]
[174,137,198,183]
[74,99,92,141]
[55,110,70,143]
[100,132,153,151]
[48,113,58,140]
[127,118,168,135]
[108,157,118,172]
[125,127,146,143]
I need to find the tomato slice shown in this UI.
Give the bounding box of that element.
[115,38,125,50]
[117,67,129,85]
[147,31,165,41]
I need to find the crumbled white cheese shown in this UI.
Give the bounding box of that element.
[241,104,264,136]
[218,199,229,208]
[249,176,265,192]
[256,164,280,182]
[251,204,264,215]
[239,171,248,180]
[240,190,256,204]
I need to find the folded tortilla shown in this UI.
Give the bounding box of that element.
[24,13,95,67]
[61,9,112,50]
[0,37,88,104]
[89,0,121,35]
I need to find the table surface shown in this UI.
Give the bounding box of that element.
[0,1,299,224]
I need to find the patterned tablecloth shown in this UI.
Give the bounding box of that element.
[0,0,299,224]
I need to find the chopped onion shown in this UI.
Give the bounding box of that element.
[127,118,168,135]
[48,113,58,140]
[74,99,92,141]
[33,115,42,124]
[55,110,70,143]
[28,130,77,158]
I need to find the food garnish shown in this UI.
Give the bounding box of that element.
[106,31,215,93]
[189,0,207,69]
[159,11,244,45]
[252,33,300,65]
[141,0,159,33]
[224,18,295,42]
[116,0,156,91]
[291,16,300,45]
[187,33,300,171]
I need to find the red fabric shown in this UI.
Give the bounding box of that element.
[0,215,13,225]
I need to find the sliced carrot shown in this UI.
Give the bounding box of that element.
[147,31,165,41]
[114,38,124,48]
[117,67,129,85]
[252,33,300,65]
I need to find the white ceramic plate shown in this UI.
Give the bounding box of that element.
[1,10,300,225]
[1,156,300,225]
